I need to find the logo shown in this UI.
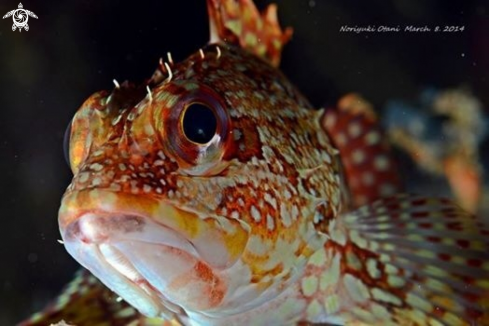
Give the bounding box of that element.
[2,3,37,32]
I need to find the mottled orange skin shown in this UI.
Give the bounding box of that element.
[20,1,489,325]
[58,42,341,324]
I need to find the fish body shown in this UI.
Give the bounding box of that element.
[21,1,489,325]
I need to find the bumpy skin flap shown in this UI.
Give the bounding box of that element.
[207,0,293,67]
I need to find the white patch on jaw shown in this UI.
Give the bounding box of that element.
[62,240,167,318]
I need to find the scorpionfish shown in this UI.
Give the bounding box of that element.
[21,0,489,325]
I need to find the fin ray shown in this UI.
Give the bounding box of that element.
[333,194,489,325]
[206,0,292,66]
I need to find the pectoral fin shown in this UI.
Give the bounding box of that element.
[326,194,489,325]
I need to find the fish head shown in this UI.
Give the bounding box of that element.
[59,44,341,320]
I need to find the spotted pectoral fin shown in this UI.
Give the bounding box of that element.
[19,269,150,326]
[321,94,402,208]
[206,0,292,67]
[334,194,489,325]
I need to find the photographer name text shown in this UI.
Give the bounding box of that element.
[339,25,465,34]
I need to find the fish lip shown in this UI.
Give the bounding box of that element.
[85,241,185,319]
[62,211,201,259]
[60,213,201,318]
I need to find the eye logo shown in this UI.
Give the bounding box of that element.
[2,3,38,32]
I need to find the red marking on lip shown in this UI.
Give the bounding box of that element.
[167,261,226,310]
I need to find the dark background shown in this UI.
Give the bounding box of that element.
[0,0,487,324]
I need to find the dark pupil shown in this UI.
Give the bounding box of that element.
[182,103,217,144]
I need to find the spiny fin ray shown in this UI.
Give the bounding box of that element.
[206,0,292,67]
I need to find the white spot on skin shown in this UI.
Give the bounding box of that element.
[324,113,336,129]
[348,122,362,138]
[306,299,323,320]
[380,183,396,196]
[324,295,340,314]
[284,189,292,200]
[280,203,292,227]
[264,192,277,209]
[343,274,371,302]
[231,211,240,220]
[233,129,242,141]
[237,197,245,207]
[157,151,166,160]
[301,275,319,297]
[90,163,104,171]
[320,253,341,290]
[365,130,380,145]
[109,183,122,192]
[366,259,381,279]
[321,151,332,164]
[372,288,402,306]
[78,172,90,183]
[374,156,390,171]
[336,133,347,146]
[247,235,267,256]
[351,149,365,165]
[93,150,104,157]
[291,205,299,220]
[266,214,275,230]
[251,205,261,222]
[91,178,102,186]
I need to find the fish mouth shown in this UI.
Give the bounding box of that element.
[60,210,243,318]
[58,190,250,317]
[61,213,198,318]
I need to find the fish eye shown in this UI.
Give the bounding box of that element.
[181,102,218,144]
[63,120,72,168]
[163,85,231,171]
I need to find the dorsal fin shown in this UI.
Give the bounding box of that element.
[206,0,293,67]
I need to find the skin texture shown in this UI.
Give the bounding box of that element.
[20,1,489,325]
